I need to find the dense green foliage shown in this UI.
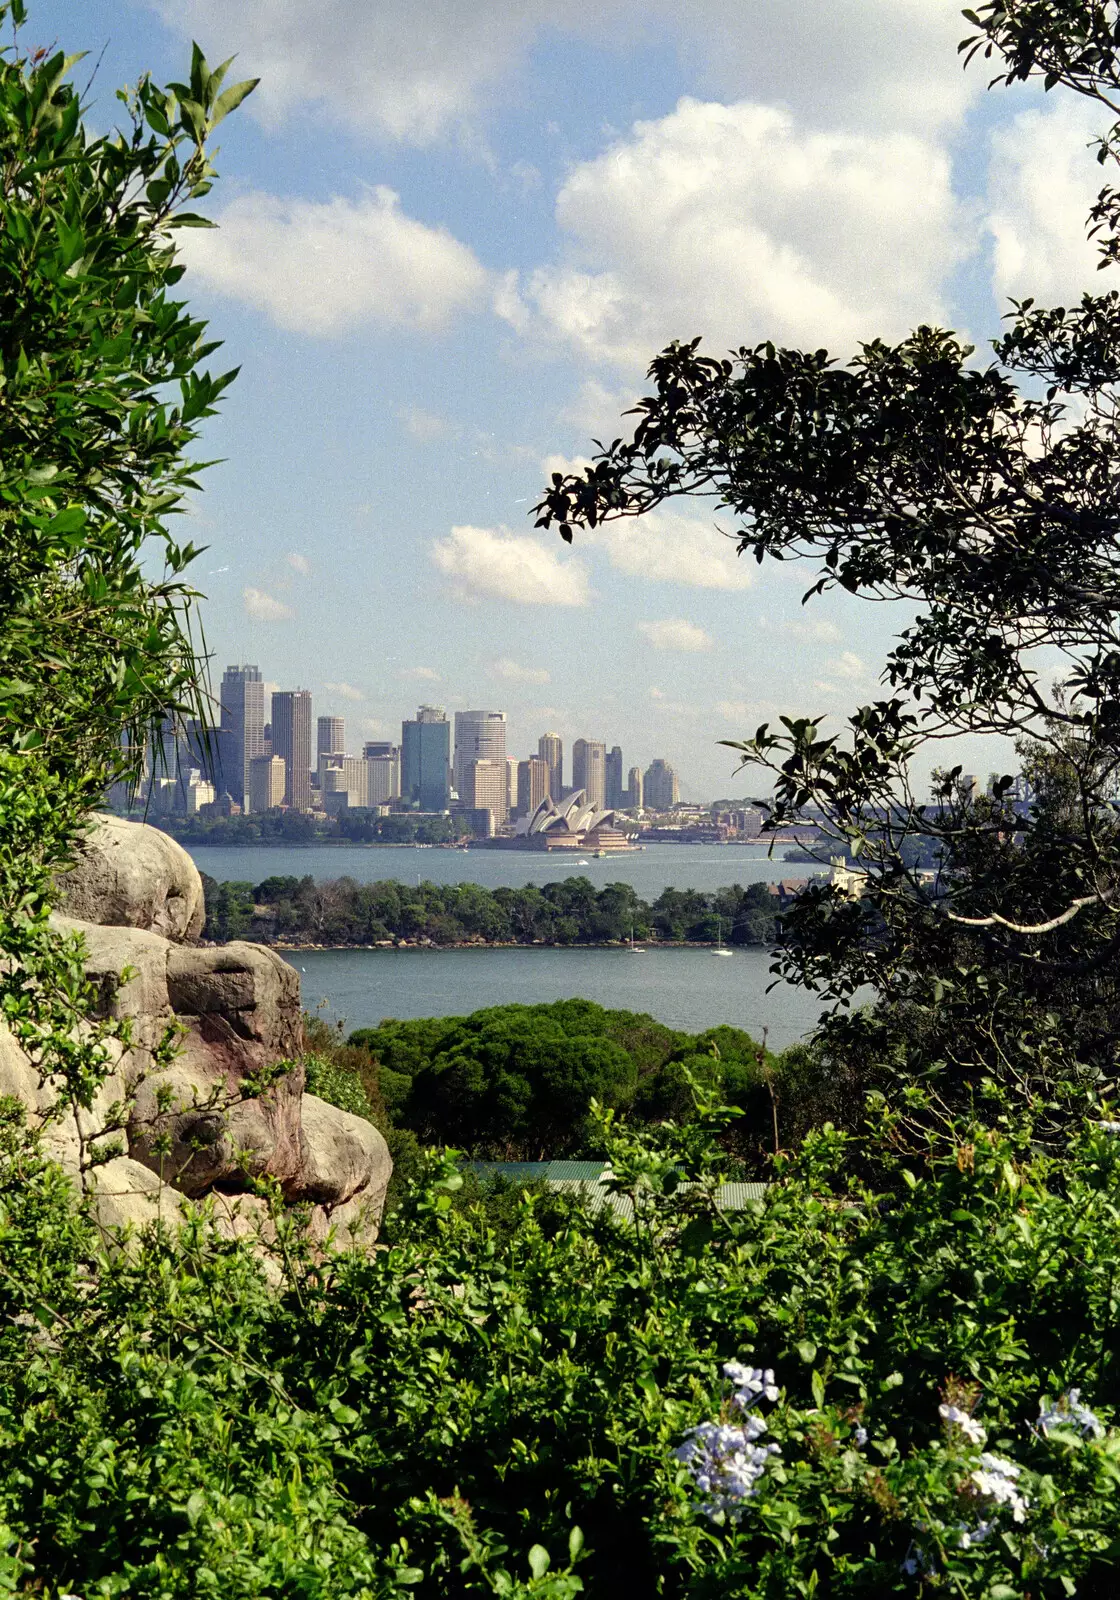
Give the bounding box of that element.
[339,998,825,1164]
[201,872,779,948]
[10,1088,1120,1597]
[158,809,470,846]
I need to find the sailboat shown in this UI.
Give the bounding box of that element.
[712,915,733,956]
[628,922,645,954]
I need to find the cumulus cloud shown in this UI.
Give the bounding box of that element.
[502,96,968,368]
[398,665,442,682]
[638,617,714,651]
[286,551,311,575]
[155,1,971,145]
[324,681,364,701]
[431,524,591,605]
[715,698,753,721]
[242,586,293,622]
[773,616,844,643]
[827,651,867,679]
[490,657,551,684]
[588,509,752,590]
[182,187,487,336]
[988,97,1103,306]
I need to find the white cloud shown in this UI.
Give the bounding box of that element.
[503,96,968,368]
[774,617,844,643]
[987,97,1102,306]
[490,657,551,684]
[588,509,752,590]
[715,698,753,721]
[638,617,714,652]
[182,187,487,336]
[156,1,972,145]
[398,665,443,682]
[361,717,386,736]
[286,551,311,575]
[431,524,591,605]
[402,406,453,441]
[323,681,364,701]
[827,651,867,679]
[242,586,293,622]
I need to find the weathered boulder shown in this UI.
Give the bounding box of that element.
[296,1093,392,1208]
[55,812,205,942]
[4,817,391,1254]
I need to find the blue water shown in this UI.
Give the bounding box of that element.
[185,840,825,898]
[290,944,832,1050]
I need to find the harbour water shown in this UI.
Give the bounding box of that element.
[185,840,825,898]
[290,944,833,1050]
[183,840,837,1047]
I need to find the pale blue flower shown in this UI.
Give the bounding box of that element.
[1037,1388,1105,1440]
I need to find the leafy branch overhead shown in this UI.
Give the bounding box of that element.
[535,2,1120,1121]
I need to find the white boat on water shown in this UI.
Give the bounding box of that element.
[712,915,733,956]
[628,923,645,954]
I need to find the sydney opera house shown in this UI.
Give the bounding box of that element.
[501,789,638,852]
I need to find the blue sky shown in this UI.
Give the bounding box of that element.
[31,0,1109,797]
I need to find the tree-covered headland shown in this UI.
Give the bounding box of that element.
[11,5,1120,1596]
[201,871,780,947]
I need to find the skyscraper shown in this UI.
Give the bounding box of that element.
[643,758,679,811]
[517,755,550,817]
[572,738,606,810]
[454,710,506,794]
[628,765,644,810]
[317,715,345,760]
[605,745,625,810]
[271,690,313,811]
[461,759,508,826]
[249,754,286,813]
[219,664,266,809]
[538,732,562,799]
[401,706,450,811]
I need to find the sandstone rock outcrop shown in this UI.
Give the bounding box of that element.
[55,812,206,942]
[9,813,392,1253]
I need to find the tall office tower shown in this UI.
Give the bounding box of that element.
[271,690,313,810]
[401,705,451,811]
[517,755,550,817]
[538,732,562,799]
[219,664,266,807]
[364,750,400,804]
[454,710,506,794]
[628,765,644,810]
[317,715,345,761]
[572,738,607,810]
[249,754,286,814]
[461,758,508,826]
[605,745,625,810]
[506,757,517,819]
[643,757,679,811]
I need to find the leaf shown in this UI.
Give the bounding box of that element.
[811,1369,825,1407]
[209,77,260,129]
[528,1545,550,1579]
[568,1527,584,1562]
[796,1339,818,1364]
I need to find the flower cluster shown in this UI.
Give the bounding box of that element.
[723,1362,780,1408]
[939,1403,986,1445]
[1037,1389,1105,1440]
[675,1360,781,1522]
[1095,1120,1120,1134]
[968,1454,1030,1523]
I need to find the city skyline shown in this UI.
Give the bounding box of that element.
[28,0,1071,800]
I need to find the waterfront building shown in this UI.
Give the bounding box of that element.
[185,774,216,815]
[454,710,507,795]
[271,690,313,811]
[643,757,679,811]
[317,715,345,761]
[219,664,266,809]
[401,705,451,811]
[627,765,644,810]
[516,755,550,818]
[249,753,286,813]
[605,745,625,810]
[538,732,562,799]
[572,738,606,811]
[461,757,508,828]
[321,756,371,813]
